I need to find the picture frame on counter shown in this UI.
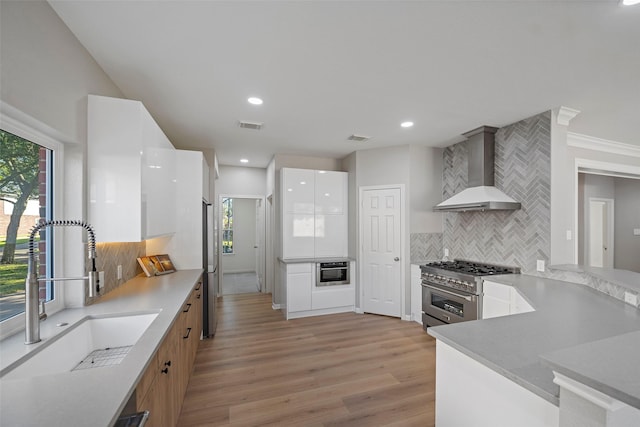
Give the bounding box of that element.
[137,254,176,277]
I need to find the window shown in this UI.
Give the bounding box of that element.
[0,129,53,323]
[222,197,233,254]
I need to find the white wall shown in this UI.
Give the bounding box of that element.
[221,198,257,273]
[216,165,266,197]
[409,145,443,234]
[1,0,124,308]
[550,109,640,265]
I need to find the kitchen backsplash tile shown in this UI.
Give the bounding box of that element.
[87,242,145,304]
[410,233,443,264]
[537,268,638,308]
[442,111,551,273]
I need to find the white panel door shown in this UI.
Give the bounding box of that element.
[362,188,402,317]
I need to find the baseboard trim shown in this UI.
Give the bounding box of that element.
[272,303,281,310]
[355,307,364,314]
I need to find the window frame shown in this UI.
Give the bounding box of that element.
[221,197,234,255]
[0,103,64,339]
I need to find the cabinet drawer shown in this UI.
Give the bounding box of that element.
[312,287,355,310]
[287,263,313,274]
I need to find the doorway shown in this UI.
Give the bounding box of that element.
[218,195,266,295]
[359,185,404,318]
[587,198,614,268]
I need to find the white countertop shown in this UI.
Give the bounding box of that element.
[427,274,640,407]
[0,269,202,427]
[278,257,354,264]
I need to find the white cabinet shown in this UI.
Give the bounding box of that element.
[281,168,348,259]
[314,214,348,258]
[411,264,422,324]
[283,261,356,319]
[282,168,315,214]
[483,280,534,319]
[315,171,346,214]
[146,150,209,270]
[284,263,313,314]
[88,95,176,242]
[312,261,356,310]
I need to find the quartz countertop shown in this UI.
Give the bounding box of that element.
[550,264,640,292]
[0,269,203,427]
[278,257,354,264]
[427,274,640,407]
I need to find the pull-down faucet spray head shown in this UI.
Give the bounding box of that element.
[25,220,99,344]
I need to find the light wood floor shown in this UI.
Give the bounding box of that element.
[177,293,436,426]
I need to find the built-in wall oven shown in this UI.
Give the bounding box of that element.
[420,260,520,329]
[316,261,350,286]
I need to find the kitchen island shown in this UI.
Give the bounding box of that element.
[0,269,202,427]
[427,274,640,427]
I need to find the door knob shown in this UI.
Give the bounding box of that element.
[394,257,400,261]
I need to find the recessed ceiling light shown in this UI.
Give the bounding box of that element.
[248,97,263,105]
[401,121,414,128]
[621,0,640,5]
[240,158,249,163]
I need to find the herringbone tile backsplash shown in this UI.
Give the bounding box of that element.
[87,242,146,304]
[442,112,551,273]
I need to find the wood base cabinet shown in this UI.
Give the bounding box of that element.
[136,278,203,426]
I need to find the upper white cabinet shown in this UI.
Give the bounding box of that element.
[315,170,346,214]
[281,168,348,259]
[282,168,315,214]
[88,95,176,242]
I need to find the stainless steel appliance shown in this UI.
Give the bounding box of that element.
[202,200,217,337]
[316,261,350,286]
[420,259,519,328]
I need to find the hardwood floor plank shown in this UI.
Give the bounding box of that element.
[177,293,436,427]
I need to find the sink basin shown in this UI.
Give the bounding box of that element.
[1,311,159,380]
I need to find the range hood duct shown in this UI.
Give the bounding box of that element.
[434,126,521,212]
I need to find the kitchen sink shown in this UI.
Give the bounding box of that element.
[1,311,159,380]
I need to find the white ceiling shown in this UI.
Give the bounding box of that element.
[49,0,640,168]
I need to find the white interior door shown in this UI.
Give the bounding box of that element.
[588,198,614,268]
[255,199,264,291]
[361,187,402,317]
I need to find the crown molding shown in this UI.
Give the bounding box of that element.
[567,132,640,158]
[555,106,581,126]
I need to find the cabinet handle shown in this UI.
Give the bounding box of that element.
[195,282,202,290]
[196,293,201,299]
[183,327,192,339]
[183,303,192,313]
[161,367,169,374]
[164,360,171,367]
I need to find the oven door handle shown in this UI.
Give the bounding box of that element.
[422,283,474,302]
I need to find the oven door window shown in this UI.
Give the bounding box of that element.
[430,294,464,318]
[320,268,347,283]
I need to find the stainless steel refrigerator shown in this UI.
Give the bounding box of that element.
[202,200,217,337]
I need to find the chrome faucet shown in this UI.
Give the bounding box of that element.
[25,220,99,344]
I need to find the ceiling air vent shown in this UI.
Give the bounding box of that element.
[347,134,371,143]
[238,120,264,130]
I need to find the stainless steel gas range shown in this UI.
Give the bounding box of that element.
[420,259,520,329]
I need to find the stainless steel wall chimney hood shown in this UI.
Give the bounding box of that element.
[434,126,521,212]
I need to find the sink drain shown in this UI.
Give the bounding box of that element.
[72,346,133,371]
